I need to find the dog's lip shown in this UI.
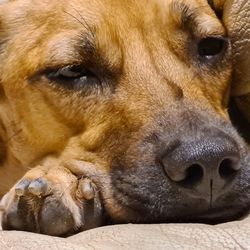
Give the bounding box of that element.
[106,205,249,225]
[109,177,250,224]
[197,208,238,219]
[182,206,250,224]
[104,186,250,224]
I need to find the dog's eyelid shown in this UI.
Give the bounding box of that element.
[199,35,228,43]
[29,63,80,78]
[196,35,230,66]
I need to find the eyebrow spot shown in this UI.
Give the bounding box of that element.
[77,33,96,57]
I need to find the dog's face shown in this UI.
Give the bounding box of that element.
[0,0,249,224]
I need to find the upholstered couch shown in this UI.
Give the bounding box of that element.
[0,215,249,249]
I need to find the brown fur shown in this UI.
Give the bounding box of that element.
[0,0,230,194]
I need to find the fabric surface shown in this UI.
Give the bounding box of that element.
[0,215,249,250]
[225,0,250,122]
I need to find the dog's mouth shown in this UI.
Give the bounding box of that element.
[104,185,250,225]
[105,154,250,225]
[88,105,250,225]
[101,108,250,225]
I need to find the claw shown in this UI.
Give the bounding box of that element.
[15,179,30,196]
[28,178,48,197]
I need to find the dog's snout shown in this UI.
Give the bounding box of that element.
[162,137,241,199]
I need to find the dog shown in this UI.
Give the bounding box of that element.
[0,0,249,236]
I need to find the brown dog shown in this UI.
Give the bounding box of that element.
[0,0,249,236]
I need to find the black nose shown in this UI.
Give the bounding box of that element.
[162,137,241,200]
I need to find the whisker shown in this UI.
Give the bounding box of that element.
[71,7,96,41]
[63,9,95,42]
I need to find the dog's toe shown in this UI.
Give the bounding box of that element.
[1,166,103,236]
[2,195,37,232]
[77,178,96,200]
[15,179,30,196]
[27,178,49,197]
[15,178,49,197]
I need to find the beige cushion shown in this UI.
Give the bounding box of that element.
[0,215,249,250]
[224,0,250,121]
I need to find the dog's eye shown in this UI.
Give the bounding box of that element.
[46,65,99,89]
[198,37,227,59]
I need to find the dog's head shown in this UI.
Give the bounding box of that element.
[0,0,249,223]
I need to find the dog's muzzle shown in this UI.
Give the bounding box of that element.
[108,107,250,224]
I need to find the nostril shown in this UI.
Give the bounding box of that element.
[179,164,204,188]
[161,137,241,194]
[219,158,239,179]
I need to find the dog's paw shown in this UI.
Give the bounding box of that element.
[0,165,103,236]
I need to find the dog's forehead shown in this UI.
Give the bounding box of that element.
[0,0,225,77]
[0,0,205,24]
[26,0,221,39]
[0,0,222,36]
